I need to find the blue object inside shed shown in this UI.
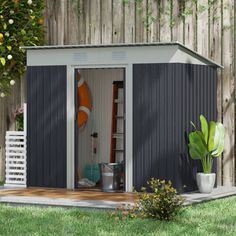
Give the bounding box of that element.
[84,164,100,183]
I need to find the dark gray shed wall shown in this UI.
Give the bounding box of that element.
[27,66,67,188]
[133,63,217,192]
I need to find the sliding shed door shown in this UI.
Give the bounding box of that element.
[27,66,67,188]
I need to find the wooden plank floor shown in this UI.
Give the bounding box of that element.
[0,186,236,209]
[0,188,136,203]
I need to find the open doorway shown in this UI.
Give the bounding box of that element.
[74,68,125,192]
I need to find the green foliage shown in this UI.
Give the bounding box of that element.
[200,114,208,143]
[197,4,208,14]
[0,197,235,235]
[122,0,217,28]
[0,0,45,96]
[181,8,193,17]
[208,121,217,151]
[188,115,225,173]
[14,106,24,131]
[15,114,23,131]
[114,179,184,221]
[137,179,184,221]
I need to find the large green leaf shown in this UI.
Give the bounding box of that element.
[188,143,202,160]
[195,131,207,147]
[200,115,208,144]
[188,115,225,170]
[189,131,208,158]
[208,121,216,151]
[211,122,225,157]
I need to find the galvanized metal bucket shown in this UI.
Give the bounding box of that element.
[99,163,123,192]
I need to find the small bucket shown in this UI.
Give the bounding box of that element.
[99,163,123,192]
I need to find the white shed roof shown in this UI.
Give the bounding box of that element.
[22,42,223,68]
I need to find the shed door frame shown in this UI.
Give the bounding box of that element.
[66,64,133,192]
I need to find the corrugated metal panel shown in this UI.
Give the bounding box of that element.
[133,63,217,192]
[76,69,124,179]
[27,66,67,188]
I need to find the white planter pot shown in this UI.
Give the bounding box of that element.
[196,173,216,194]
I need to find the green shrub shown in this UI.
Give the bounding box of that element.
[136,179,184,220]
[112,179,184,221]
[13,106,24,131]
[0,0,45,96]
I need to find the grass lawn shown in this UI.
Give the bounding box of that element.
[0,197,235,236]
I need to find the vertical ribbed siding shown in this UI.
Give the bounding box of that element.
[27,66,67,188]
[133,63,217,192]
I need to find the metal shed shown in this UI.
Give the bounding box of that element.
[24,42,222,192]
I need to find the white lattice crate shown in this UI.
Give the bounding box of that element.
[5,131,26,187]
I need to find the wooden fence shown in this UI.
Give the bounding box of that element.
[0,0,235,186]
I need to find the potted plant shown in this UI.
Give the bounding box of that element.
[188,115,224,193]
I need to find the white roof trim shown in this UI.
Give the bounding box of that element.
[22,42,223,68]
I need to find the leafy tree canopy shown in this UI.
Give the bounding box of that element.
[0,0,45,97]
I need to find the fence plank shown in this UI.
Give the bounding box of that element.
[0,99,6,181]
[184,0,197,50]
[57,0,65,45]
[159,0,171,42]
[85,0,91,44]
[78,0,86,44]
[90,0,101,44]
[222,0,235,186]
[209,0,223,185]
[135,0,147,42]
[147,0,159,42]
[101,0,112,44]
[172,0,184,43]
[124,0,135,43]
[112,0,124,43]
[65,1,79,44]
[197,0,209,57]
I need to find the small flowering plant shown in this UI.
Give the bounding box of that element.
[137,179,184,220]
[0,0,45,97]
[13,106,24,131]
[112,178,184,221]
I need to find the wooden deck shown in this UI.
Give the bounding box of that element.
[0,188,136,203]
[0,186,236,209]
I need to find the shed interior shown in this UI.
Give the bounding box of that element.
[75,68,125,190]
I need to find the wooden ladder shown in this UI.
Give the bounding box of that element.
[110,81,124,163]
